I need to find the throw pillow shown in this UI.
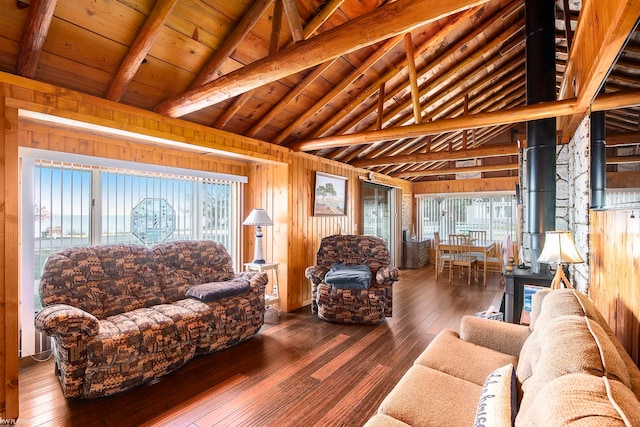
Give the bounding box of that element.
[474,363,518,427]
[324,263,372,289]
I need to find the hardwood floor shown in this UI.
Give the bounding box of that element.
[18,265,504,427]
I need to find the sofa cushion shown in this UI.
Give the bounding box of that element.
[324,263,372,289]
[39,244,161,319]
[516,374,640,426]
[84,306,197,397]
[185,280,251,302]
[518,314,633,418]
[414,329,518,386]
[152,240,236,301]
[363,414,411,427]
[378,365,481,426]
[474,363,517,427]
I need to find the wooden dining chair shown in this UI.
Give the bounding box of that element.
[468,230,487,261]
[484,241,504,275]
[434,232,451,280]
[468,230,487,243]
[448,234,478,285]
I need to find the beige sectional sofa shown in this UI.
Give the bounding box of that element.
[365,288,640,426]
[35,240,268,398]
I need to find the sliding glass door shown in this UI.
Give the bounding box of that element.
[363,182,398,263]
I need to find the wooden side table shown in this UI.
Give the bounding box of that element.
[244,262,280,316]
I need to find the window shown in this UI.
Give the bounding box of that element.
[417,193,516,242]
[20,149,246,357]
[605,189,640,208]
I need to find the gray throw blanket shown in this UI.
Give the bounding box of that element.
[324,263,372,289]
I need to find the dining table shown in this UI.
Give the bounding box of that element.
[435,239,496,287]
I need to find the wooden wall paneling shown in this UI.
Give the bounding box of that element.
[1,87,20,419]
[2,73,291,167]
[245,162,289,311]
[589,209,640,366]
[607,171,640,189]
[19,123,249,177]
[413,176,519,195]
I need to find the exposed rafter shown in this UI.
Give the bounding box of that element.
[15,0,57,78]
[352,143,518,168]
[189,0,274,90]
[282,0,304,42]
[557,0,640,142]
[392,162,519,178]
[273,34,405,144]
[154,0,490,117]
[291,97,576,152]
[242,0,345,136]
[106,0,179,101]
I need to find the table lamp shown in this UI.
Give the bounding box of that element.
[243,208,273,264]
[537,230,584,290]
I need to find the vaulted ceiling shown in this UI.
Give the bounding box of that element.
[1,0,639,181]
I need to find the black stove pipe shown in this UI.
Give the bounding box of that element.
[590,110,606,208]
[525,0,556,273]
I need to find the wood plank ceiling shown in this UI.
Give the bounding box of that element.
[1,0,639,182]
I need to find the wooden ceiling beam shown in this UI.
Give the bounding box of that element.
[388,42,525,134]
[378,21,524,131]
[303,0,346,39]
[189,0,274,90]
[16,0,57,78]
[591,90,640,112]
[242,0,344,136]
[155,0,490,117]
[282,0,304,42]
[557,0,640,142]
[561,0,574,52]
[404,33,422,125]
[106,0,179,102]
[376,82,385,130]
[245,60,337,137]
[269,0,284,54]
[351,144,518,168]
[315,1,522,139]
[291,94,568,153]
[392,162,519,178]
[272,33,405,144]
[607,155,640,164]
[607,131,640,145]
[213,91,253,128]
[312,17,469,138]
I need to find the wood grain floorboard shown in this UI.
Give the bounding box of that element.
[18,265,504,426]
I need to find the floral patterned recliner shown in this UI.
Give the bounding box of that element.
[35,240,267,398]
[305,234,399,324]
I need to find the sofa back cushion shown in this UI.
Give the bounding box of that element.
[517,289,639,420]
[39,244,162,319]
[516,374,640,426]
[315,234,391,276]
[518,289,640,400]
[152,240,235,302]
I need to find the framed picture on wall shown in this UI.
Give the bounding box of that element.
[314,172,347,216]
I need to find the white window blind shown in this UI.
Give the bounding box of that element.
[417,193,516,242]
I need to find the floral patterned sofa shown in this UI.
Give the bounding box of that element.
[305,234,399,324]
[35,240,268,398]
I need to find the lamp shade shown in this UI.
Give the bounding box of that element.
[537,230,584,265]
[243,208,273,226]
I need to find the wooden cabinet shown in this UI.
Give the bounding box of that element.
[403,240,430,269]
